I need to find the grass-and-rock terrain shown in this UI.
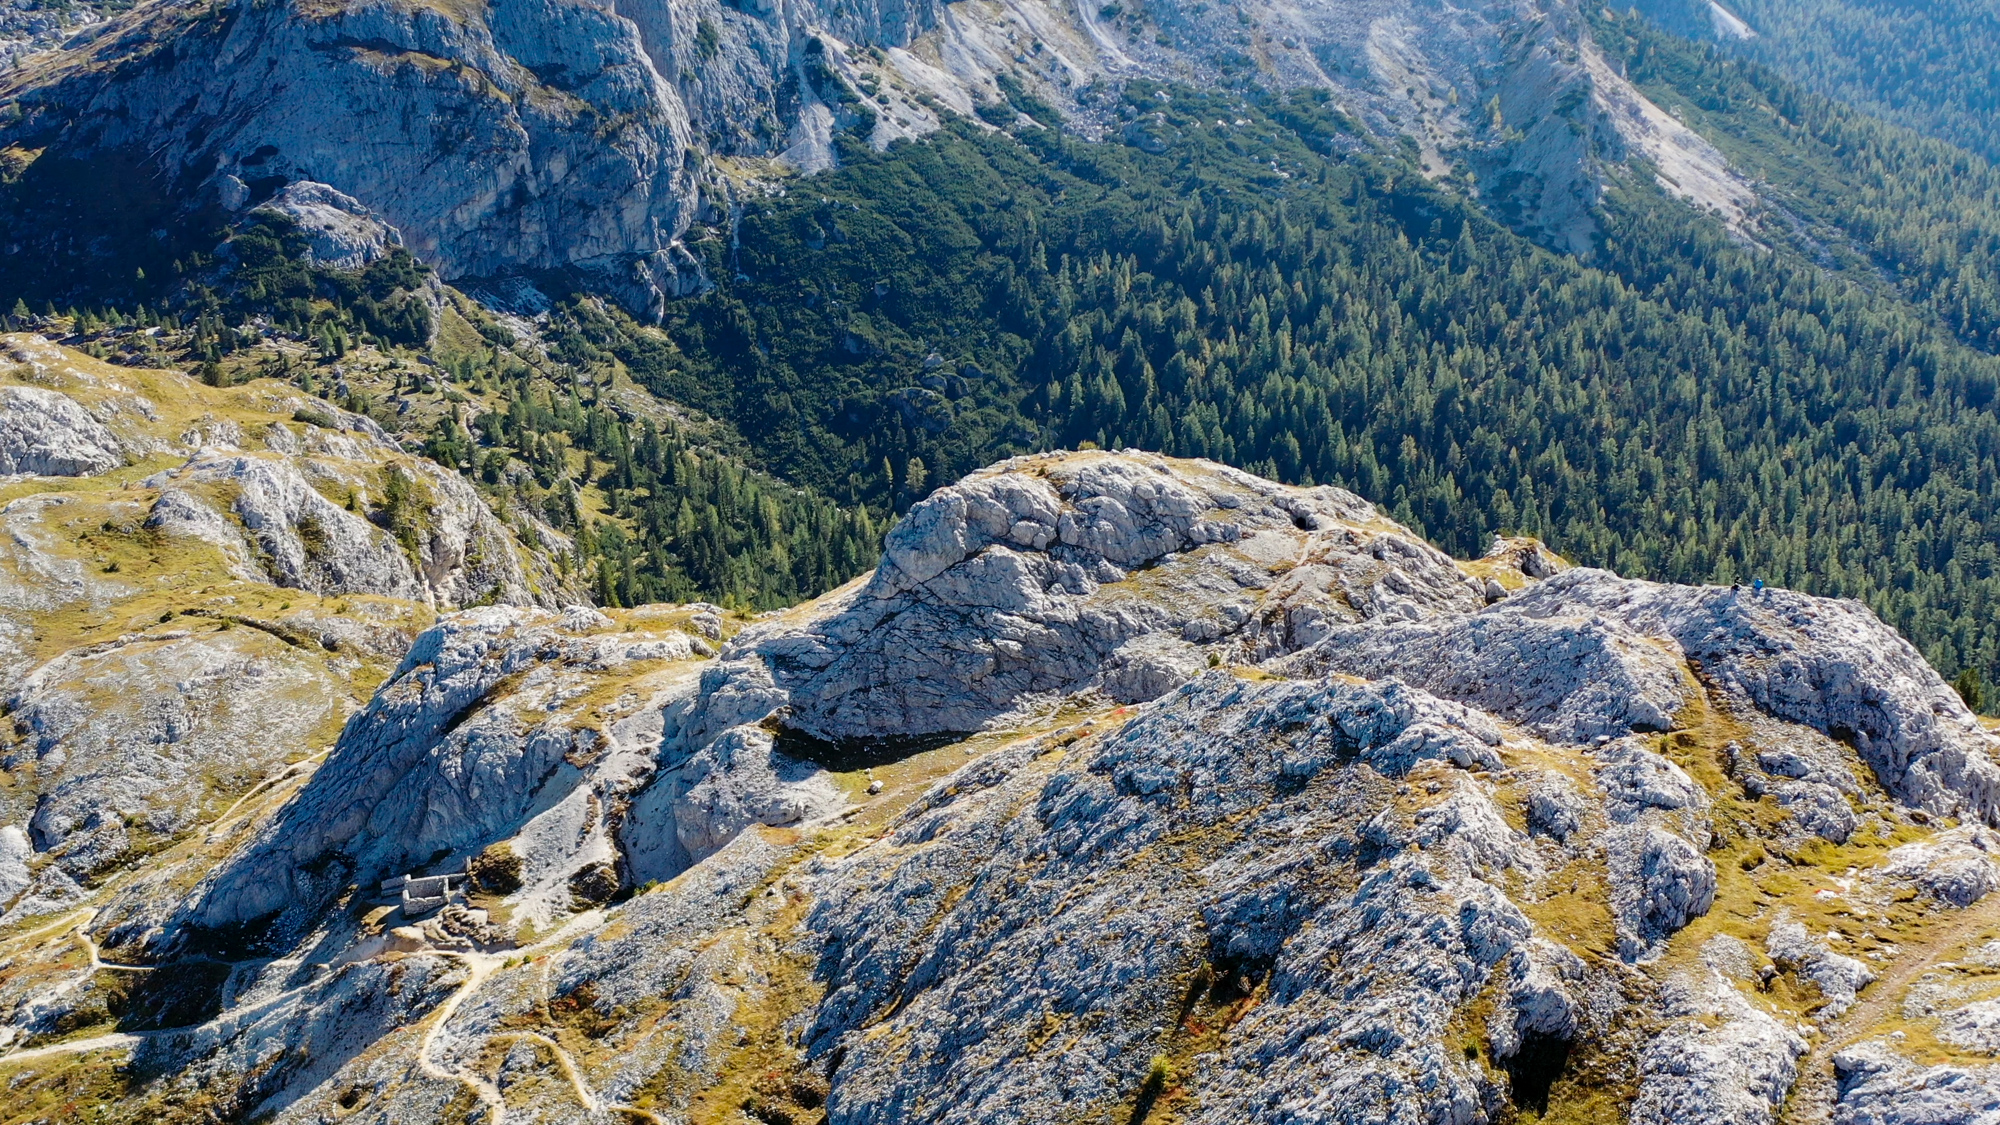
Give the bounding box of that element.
[2,340,1999,1124]
[0,332,587,931]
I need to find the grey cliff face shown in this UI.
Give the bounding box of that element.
[5,0,702,311]
[0,0,1758,308]
[176,606,600,936]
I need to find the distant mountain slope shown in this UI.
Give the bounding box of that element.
[1630,0,2000,165]
[1590,8,2000,353]
[9,0,2000,701]
[540,77,2000,697]
[0,0,1751,308]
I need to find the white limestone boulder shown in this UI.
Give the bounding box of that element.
[0,384,124,476]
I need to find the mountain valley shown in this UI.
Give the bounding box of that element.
[4,0,2000,1119]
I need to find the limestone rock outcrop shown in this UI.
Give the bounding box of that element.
[1877,827,2000,908]
[1832,1040,2000,1125]
[2,451,1998,1125]
[0,338,585,936]
[2,629,361,905]
[176,604,721,941]
[801,672,1548,1123]
[253,181,403,271]
[149,454,421,600]
[1630,964,1806,1125]
[1275,601,1689,742]
[1511,571,2000,823]
[736,451,1485,741]
[0,0,1758,309]
[0,384,123,476]
[1766,919,1875,1018]
[144,446,558,610]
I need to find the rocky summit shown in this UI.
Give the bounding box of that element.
[0,341,1992,1125]
[0,0,1748,311]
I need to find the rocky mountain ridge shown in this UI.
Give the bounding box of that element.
[0,376,1998,1123]
[0,0,1755,312]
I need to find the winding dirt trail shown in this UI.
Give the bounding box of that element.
[1781,893,2000,1125]
[76,926,146,974]
[0,911,180,1067]
[0,908,95,957]
[0,753,344,1069]
[418,951,507,1121]
[481,1030,665,1123]
[0,1031,145,1065]
[0,896,659,1125]
[201,751,326,844]
[412,908,664,1123]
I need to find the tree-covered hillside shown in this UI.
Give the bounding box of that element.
[12,12,2000,698]
[1696,0,2000,165]
[1595,8,2000,354]
[542,63,2000,692]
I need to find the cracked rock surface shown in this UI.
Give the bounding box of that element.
[0,384,123,477]
[3,451,2000,1125]
[735,450,1485,741]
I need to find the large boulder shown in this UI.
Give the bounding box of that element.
[0,384,123,476]
[254,181,403,271]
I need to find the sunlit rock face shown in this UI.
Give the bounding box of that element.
[5,446,1999,1125]
[0,0,1756,312]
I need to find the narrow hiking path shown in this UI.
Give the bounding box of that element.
[414,908,664,1123]
[0,884,660,1123]
[2,942,352,1068]
[1781,891,2000,1124]
[418,951,506,1121]
[0,1032,145,1064]
[0,908,94,957]
[481,1029,666,1123]
[0,752,341,1068]
[200,751,326,845]
[77,927,145,973]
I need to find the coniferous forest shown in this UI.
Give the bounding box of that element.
[9,6,2000,695]
[534,18,2000,692]
[1723,0,2000,164]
